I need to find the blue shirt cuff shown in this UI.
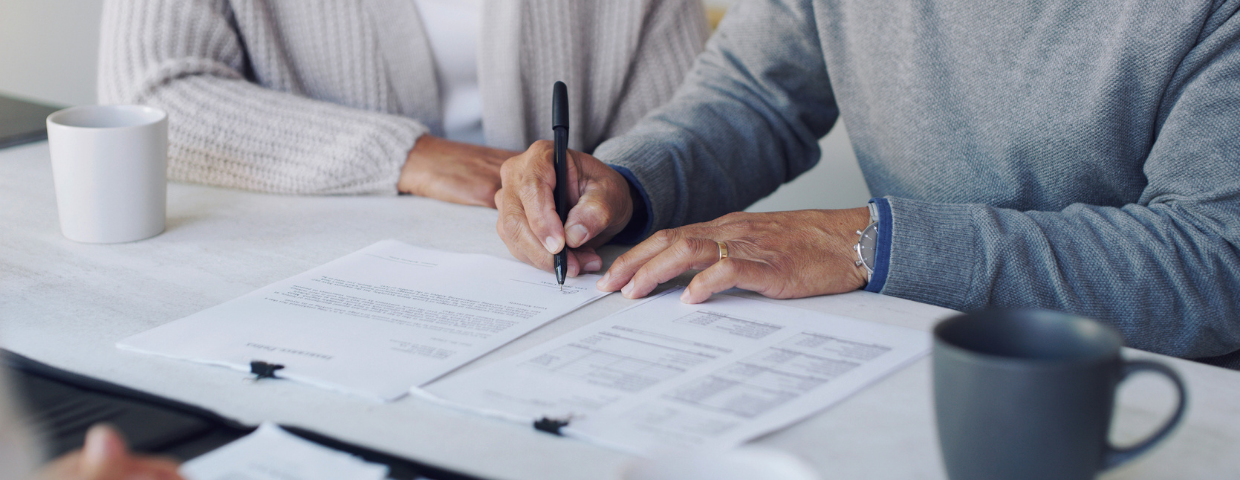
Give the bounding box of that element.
[864,197,893,293]
[607,165,653,244]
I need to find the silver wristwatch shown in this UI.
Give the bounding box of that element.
[854,203,879,282]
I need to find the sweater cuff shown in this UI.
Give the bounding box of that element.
[878,197,978,310]
[863,198,893,293]
[595,138,679,233]
[384,122,429,194]
[608,166,653,244]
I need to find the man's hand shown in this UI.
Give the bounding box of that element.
[398,135,521,208]
[596,208,871,303]
[495,140,634,277]
[37,424,183,480]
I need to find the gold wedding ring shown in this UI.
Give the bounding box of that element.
[717,241,729,261]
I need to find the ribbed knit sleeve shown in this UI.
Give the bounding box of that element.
[596,0,709,144]
[867,1,1240,361]
[97,0,427,195]
[477,0,705,153]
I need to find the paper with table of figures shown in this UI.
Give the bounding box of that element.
[422,289,930,453]
[118,240,609,401]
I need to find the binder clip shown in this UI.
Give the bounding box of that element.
[249,361,284,381]
[533,416,572,436]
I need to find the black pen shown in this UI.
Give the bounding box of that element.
[552,81,569,291]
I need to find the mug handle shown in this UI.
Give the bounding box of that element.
[1102,359,1188,469]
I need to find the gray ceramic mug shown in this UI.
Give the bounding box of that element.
[933,310,1186,480]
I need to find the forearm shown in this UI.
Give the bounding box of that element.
[595,0,838,235]
[98,0,427,195]
[880,197,1240,358]
[879,2,1240,359]
[138,76,424,194]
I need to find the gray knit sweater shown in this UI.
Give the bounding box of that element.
[597,0,1240,364]
[98,0,707,194]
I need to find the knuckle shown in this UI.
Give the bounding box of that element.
[673,238,700,259]
[586,201,615,228]
[494,189,506,209]
[600,173,626,193]
[632,266,656,287]
[500,212,525,239]
[575,201,603,225]
[499,158,518,178]
[610,256,631,273]
[518,182,543,204]
[764,285,795,299]
[718,211,750,226]
[717,257,744,277]
[653,229,678,246]
[531,139,554,151]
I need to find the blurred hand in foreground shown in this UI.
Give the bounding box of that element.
[36,424,182,480]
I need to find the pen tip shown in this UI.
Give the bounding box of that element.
[559,284,563,291]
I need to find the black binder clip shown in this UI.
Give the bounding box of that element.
[533,416,572,436]
[249,361,284,381]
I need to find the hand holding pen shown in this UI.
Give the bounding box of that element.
[493,87,637,281]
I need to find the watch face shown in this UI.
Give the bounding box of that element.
[858,223,878,269]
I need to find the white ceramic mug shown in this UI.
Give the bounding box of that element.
[46,105,168,243]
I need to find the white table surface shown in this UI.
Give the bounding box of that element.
[2,141,1237,480]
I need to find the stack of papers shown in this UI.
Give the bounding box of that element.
[119,240,609,401]
[119,240,930,455]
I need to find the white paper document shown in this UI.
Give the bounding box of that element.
[423,289,930,454]
[119,240,609,401]
[180,422,388,480]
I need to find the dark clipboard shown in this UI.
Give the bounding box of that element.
[1,350,486,480]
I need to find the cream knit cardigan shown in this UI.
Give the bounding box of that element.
[98,0,707,194]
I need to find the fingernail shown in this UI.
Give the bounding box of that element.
[680,287,691,303]
[544,236,559,253]
[84,425,116,465]
[584,260,601,272]
[621,280,634,297]
[597,272,611,288]
[566,224,589,247]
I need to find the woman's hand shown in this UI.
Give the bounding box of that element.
[398,135,521,208]
[37,424,183,480]
[596,209,872,303]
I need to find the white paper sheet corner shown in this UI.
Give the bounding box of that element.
[180,422,388,480]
